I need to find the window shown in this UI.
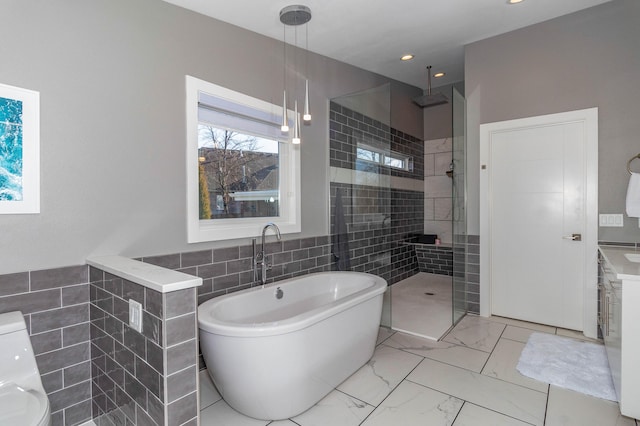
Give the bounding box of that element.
[186,76,300,243]
[356,143,413,171]
[198,126,280,219]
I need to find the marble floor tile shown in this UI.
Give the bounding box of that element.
[408,358,547,425]
[545,386,637,426]
[452,403,531,426]
[383,332,490,373]
[556,327,603,344]
[481,338,549,393]
[292,390,374,426]
[198,311,627,426]
[501,325,543,343]
[376,327,395,345]
[487,316,556,333]
[337,344,423,406]
[199,369,221,410]
[443,315,506,353]
[200,400,269,426]
[361,380,464,426]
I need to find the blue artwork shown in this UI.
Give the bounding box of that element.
[0,96,23,201]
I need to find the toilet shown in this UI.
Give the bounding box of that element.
[0,311,51,426]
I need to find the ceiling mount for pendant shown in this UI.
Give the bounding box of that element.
[279,5,312,26]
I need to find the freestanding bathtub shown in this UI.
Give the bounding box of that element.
[197,271,387,420]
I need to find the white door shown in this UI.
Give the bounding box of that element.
[480,109,598,336]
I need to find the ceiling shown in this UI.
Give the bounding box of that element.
[162,0,612,90]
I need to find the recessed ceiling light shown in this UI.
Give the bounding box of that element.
[433,72,445,78]
[508,0,524,4]
[401,54,414,61]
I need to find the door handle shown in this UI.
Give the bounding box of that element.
[563,233,582,241]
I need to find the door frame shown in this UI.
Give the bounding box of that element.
[479,108,598,338]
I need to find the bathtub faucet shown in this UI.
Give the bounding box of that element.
[254,222,281,286]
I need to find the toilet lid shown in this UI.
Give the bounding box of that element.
[0,384,49,426]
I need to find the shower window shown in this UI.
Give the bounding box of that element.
[384,154,410,170]
[356,147,381,163]
[186,76,300,243]
[356,143,412,171]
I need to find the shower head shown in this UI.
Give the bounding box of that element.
[413,92,449,108]
[412,66,449,108]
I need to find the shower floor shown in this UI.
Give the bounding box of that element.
[391,272,452,340]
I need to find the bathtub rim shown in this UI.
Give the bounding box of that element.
[198,271,387,337]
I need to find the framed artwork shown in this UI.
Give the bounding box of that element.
[0,83,40,214]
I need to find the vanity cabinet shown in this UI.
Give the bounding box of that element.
[598,247,640,420]
[598,256,622,396]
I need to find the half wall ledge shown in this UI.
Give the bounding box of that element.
[87,255,202,293]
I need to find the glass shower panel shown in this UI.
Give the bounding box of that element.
[329,84,393,328]
[452,86,467,325]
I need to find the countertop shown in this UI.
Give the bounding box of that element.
[598,246,640,281]
[87,255,202,293]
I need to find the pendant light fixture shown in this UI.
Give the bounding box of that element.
[292,100,301,145]
[280,5,312,143]
[280,24,289,133]
[281,90,289,132]
[303,20,311,122]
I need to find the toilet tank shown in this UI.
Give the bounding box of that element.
[0,311,46,392]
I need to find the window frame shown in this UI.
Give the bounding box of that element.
[186,76,300,243]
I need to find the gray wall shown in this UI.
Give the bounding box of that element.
[0,0,422,274]
[465,0,640,242]
[423,81,465,141]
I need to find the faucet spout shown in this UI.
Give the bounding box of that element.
[261,222,282,247]
[256,222,281,286]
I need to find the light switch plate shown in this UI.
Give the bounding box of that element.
[129,299,143,333]
[599,214,623,227]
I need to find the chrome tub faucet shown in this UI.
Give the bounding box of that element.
[253,222,281,286]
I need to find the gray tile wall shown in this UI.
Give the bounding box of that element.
[139,237,333,371]
[140,237,333,308]
[89,267,199,426]
[413,244,453,276]
[466,235,480,314]
[329,102,425,286]
[0,265,92,426]
[452,234,480,315]
[330,183,423,285]
[330,101,424,180]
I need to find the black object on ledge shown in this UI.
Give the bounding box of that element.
[408,234,438,244]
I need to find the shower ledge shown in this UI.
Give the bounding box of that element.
[87,255,202,293]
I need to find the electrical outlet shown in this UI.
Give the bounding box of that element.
[129,299,143,333]
[599,214,623,227]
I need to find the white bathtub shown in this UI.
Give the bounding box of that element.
[197,271,387,420]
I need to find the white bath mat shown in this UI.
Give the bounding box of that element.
[516,332,616,401]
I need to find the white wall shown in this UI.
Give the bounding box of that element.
[0,0,422,274]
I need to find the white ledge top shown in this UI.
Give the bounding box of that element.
[87,255,202,293]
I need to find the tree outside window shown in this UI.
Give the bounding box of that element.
[198,125,280,219]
